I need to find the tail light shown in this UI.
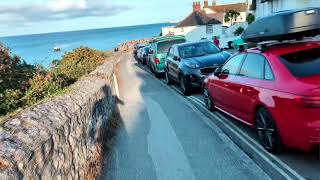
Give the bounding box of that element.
[295,96,320,108]
[155,58,160,65]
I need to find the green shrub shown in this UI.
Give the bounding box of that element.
[234,27,245,36]
[0,45,110,117]
[246,13,255,24]
[53,46,108,84]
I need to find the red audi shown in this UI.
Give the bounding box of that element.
[203,41,320,152]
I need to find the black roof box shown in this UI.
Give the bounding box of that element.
[242,7,320,43]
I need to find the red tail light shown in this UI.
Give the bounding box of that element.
[295,96,320,108]
[155,58,160,65]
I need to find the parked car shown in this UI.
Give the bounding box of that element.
[203,40,320,152]
[148,35,186,78]
[134,43,145,59]
[137,47,144,61]
[165,41,231,95]
[139,46,151,65]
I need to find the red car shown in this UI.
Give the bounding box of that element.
[203,41,320,152]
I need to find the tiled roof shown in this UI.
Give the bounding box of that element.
[209,3,248,13]
[176,11,222,28]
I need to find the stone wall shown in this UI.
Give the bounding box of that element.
[0,57,117,179]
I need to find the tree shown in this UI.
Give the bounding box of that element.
[246,13,255,24]
[234,27,245,36]
[224,10,240,26]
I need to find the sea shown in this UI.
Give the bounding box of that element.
[0,23,173,67]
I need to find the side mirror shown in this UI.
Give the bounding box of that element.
[222,69,229,75]
[173,56,180,61]
[214,68,222,77]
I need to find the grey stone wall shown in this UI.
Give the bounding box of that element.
[0,60,117,180]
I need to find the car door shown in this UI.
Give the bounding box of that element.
[166,47,175,76]
[232,53,269,124]
[171,47,181,81]
[209,54,245,112]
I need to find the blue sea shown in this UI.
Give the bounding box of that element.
[0,23,173,67]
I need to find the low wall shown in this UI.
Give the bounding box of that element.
[0,57,117,179]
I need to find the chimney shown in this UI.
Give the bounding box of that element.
[204,0,209,8]
[212,0,217,6]
[193,2,201,12]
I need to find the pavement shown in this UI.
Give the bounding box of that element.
[99,53,271,180]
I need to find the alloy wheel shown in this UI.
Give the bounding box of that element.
[203,87,214,111]
[255,109,280,152]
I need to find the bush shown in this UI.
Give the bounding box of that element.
[246,13,255,24]
[0,45,110,117]
[234,27,245,36]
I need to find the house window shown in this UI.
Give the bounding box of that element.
[206,25,213,34]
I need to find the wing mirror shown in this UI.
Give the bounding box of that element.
[214,68,229,77]
[173,56,181,61]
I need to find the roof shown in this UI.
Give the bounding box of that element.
[152,35,186,43]
[176,11,222,28]
[209,3,248,13]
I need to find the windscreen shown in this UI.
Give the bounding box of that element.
[178,42,221,59]
[280,48,320,77]
[157,39,186,54]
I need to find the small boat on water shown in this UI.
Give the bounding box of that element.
[53,47,61,52]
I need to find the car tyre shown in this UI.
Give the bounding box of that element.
[165,70,173,85]
[203,86,215,111]
[179,75,191,96]
[255,108,283,153]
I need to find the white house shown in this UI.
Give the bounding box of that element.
[251,0,320,18]
[162,3,224,42]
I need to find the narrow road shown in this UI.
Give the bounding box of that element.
[100,54,271,180]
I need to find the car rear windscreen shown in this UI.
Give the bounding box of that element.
[279,48,320,77]
[157,39,186,54]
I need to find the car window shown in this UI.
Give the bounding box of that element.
[173,48,179,57]
[279,48,320,77]
[240,53,265,79]
[157,39,186,54]
[178,42,221,58]
[167,47,173,57]
[265,61,274,80]
[222,54,245,75]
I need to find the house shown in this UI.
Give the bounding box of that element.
[203,0,249,26]
[162,2,223,42]
[251,0,320,18]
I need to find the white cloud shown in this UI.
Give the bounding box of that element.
[0,0,132,24]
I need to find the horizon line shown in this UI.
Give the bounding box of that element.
[0,22,175,39]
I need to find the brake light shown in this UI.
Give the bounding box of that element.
[155,58,160,65]
[295,96,320,108]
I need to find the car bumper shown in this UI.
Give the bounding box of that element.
[185,73,206,88]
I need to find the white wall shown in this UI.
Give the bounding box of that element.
[162,25,223,42]
[255,0,320,18]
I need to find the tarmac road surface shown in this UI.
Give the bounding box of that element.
[99,54,271,180]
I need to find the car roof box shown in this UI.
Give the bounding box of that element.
[242,7,320,43]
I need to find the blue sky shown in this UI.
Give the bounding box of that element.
[0,0,245,37]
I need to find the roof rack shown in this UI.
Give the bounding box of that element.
[237,37,320,52]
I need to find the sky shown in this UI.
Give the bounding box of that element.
[0,0,246,37]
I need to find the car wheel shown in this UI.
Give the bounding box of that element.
[255,108,282,153]
[179,75,191,96]
[203,86,215,111]
[165,70,172,85]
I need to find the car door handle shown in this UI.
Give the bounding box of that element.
[224,83,229,87]
[246,88,254,92]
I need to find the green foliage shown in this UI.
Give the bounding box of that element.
[0,45,110,117]
[246,13,255,24]
[234,27,245,36]
[224,10,240,26]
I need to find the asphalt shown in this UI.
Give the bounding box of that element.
[99,53,271,180]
